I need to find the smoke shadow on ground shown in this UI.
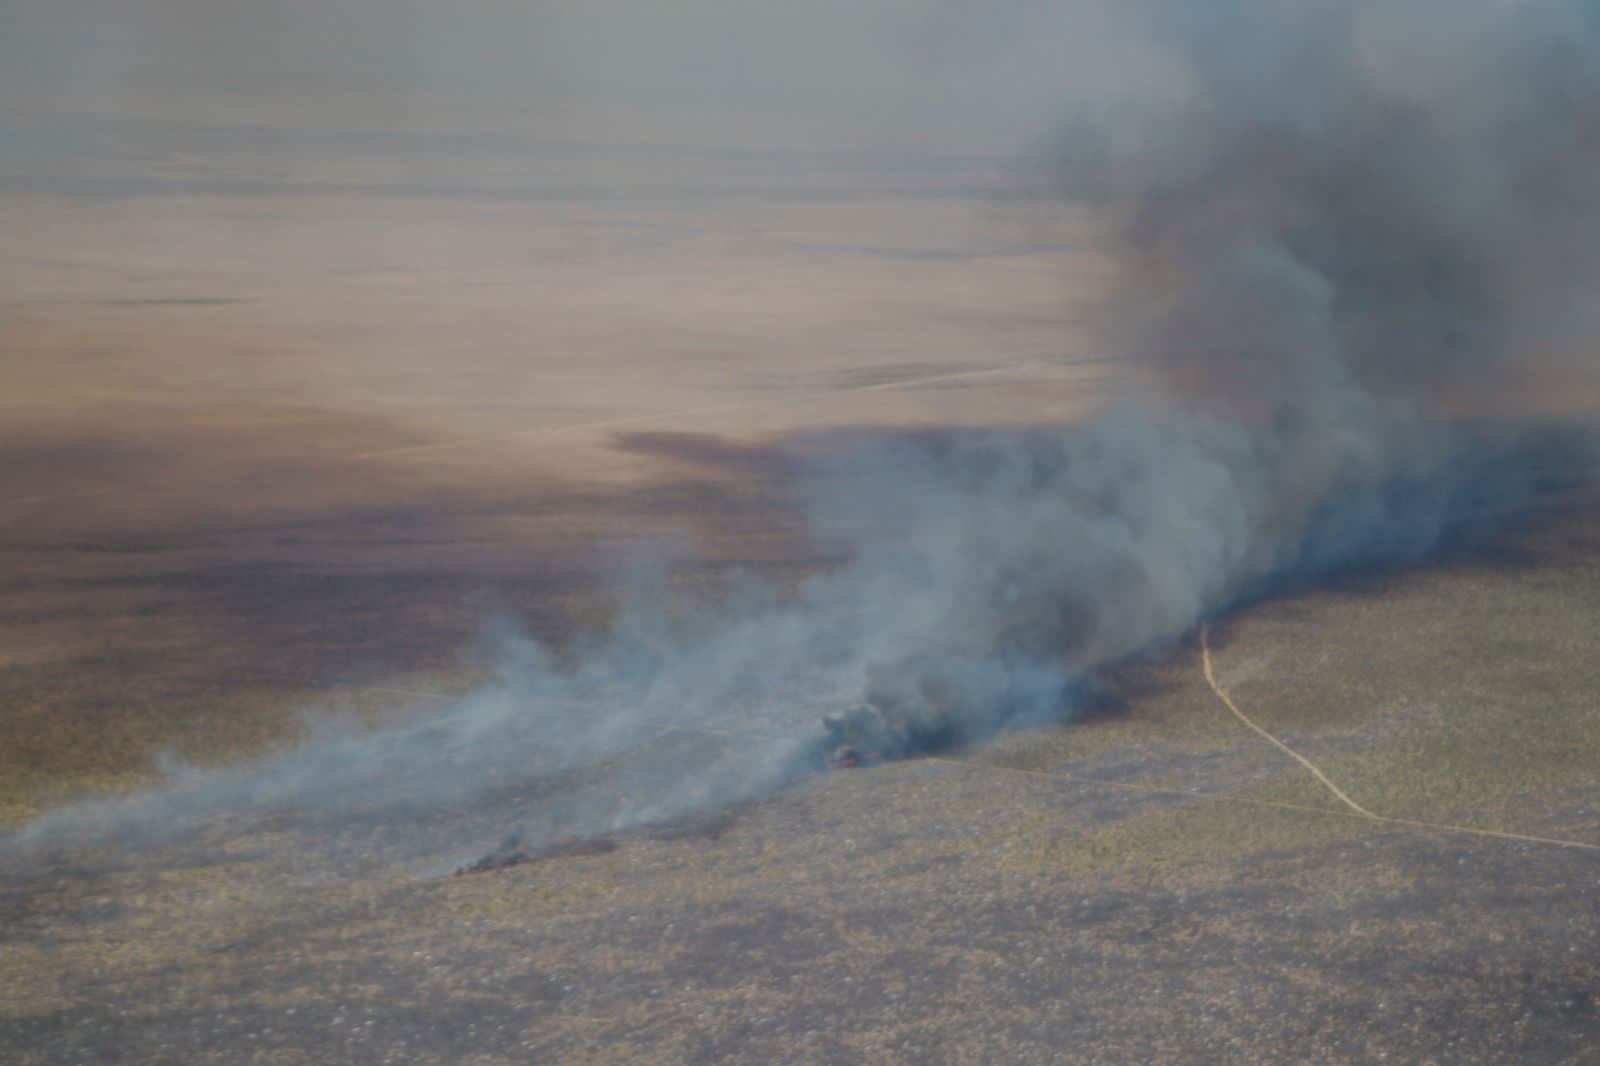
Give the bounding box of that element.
[6,399,1595,860]
[0,411,826,822]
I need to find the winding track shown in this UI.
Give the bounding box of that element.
[1198,623,1599,853]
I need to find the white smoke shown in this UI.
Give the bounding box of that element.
[9,0,1600,858]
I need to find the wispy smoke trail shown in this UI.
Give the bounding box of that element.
[11,0,1600,857]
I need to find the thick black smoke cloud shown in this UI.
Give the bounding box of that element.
[12,0,1600,856]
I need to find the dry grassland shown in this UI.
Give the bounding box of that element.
[3,169,1598,1063]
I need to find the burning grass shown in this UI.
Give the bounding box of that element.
[5,517,1599,1062]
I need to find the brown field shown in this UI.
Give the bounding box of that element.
[0,166,1113,814]
[3,158,1599,1063]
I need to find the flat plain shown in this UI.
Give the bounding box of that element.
[2,138,1598,1063]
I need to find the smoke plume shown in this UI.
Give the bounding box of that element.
[11,0,1600,858]
[815,0,1600,751]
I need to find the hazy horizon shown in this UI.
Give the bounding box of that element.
[2,1,1161,173]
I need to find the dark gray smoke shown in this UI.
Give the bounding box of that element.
[12,0,1600,858]
[809,0,1600,753]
